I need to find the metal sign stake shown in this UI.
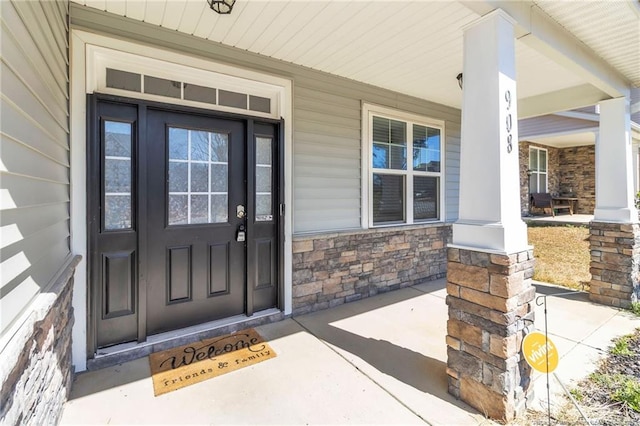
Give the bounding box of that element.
[535,291,592,426]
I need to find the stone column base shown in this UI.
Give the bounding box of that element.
[589,221,640,308]
[1,256,80,425]
[446,247,535,422]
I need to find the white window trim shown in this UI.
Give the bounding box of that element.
[529,146,548,193]
[87,45,281,120]
[361,103,445,229]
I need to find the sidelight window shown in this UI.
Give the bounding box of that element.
[103,120,133,230]
[256,136,273,221]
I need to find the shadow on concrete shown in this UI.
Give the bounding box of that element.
[533,281,590,301]
[315,324,455,399]
[68,357,151,400]
[413,277,448,295]
[293,280,479,416]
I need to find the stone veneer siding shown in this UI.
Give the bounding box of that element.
[589,222,640,308]
[292,224,451,315]
[446,247,535,422]
[559,146,595,214]
[519,142,595,215]
[1,257,80,426]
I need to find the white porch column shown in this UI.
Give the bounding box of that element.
[633,142,639,194]
[594,97,637,222]
[452,9,528,255]
[446,10,535,422]
[589,97,639,308]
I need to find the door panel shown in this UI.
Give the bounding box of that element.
[102,251,136,318]
[145,110,246,335]
[167,246,191,302]
[249,123,279,313]
[209,243,230,294]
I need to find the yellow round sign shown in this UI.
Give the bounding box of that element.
[522,331,559,373]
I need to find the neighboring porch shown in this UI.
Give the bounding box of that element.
[524,213,593,226]
[60,278,640,425]
[520,141,596,217]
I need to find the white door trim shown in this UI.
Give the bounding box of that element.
[69,29,293,371]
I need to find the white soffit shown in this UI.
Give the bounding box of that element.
[515,41,585,99]
[527,131,596,148]
[533,0,640,88]
[74,0,604,110]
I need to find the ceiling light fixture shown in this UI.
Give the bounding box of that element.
[207,0,236,14]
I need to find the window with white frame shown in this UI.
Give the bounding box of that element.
[365,105,444,226]
[529,147,548,193]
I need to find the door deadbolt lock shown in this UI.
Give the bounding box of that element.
[237,224,246,242]
[236,205,246,219]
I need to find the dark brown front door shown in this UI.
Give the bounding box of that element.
[88,96,281,350]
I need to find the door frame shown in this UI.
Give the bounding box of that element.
[86,93,285,354]
[71,29,293,370]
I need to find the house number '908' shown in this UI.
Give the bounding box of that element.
[505,90,513,153]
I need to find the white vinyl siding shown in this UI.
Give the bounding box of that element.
[294,76,460,233]
[1,0,70,335]
[445,127,461,222]
[294,77,460,232]
[70,3,461,234]
[294,84,362,231]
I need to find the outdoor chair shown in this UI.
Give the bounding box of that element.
[529,192,572,217]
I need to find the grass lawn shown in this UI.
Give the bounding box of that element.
[523,225,640,426]
[527,224,591,290]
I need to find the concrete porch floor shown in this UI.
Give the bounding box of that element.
[60,279,639,425]
[523,214,594,226]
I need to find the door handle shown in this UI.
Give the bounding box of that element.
[236,204,246,219]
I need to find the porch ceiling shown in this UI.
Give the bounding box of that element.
[73,0,638,115]
[527,131,596,149]
[533,0,640,88]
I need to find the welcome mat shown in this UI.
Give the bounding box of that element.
[148,328,276,396]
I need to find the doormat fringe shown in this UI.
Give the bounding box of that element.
[148,328,276,396]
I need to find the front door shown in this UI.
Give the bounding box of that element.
[88,96,281,349]
[145,109,246,335]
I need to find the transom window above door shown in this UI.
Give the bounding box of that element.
[105,68,272,116]
[87,44,283,120]
[363,104,445,227]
